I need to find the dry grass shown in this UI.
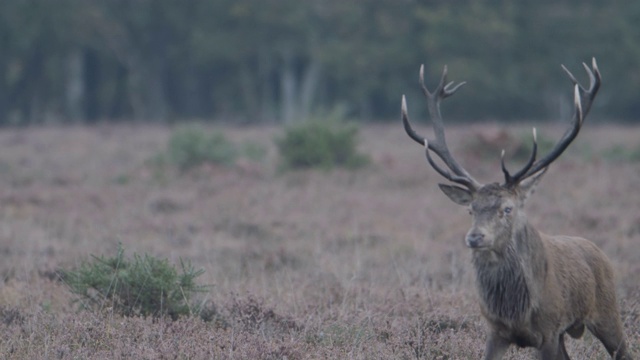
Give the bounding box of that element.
[0,123,638,359]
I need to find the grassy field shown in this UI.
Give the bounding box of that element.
[0,123,637,359]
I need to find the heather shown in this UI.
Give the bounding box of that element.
[0,124,637,359]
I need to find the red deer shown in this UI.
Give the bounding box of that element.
[401,59,633,359]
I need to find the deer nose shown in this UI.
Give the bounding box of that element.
[466,233,485,248]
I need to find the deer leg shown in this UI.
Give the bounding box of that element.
[588,322,633,360]
[538,335,560,360]
[483,332,510,360]
[558,334,571,360]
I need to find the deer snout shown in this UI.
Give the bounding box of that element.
[466,232,485,248]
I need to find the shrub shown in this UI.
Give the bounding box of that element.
[167,125,238,171]
[275,120,369,170]
[241,141,268,162]
[62,245,208,320]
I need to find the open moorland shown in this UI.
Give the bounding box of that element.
[0,123,638,359]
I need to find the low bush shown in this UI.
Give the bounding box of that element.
[275,120,369,171]
[167,125,238,171]
[62,245,208,320]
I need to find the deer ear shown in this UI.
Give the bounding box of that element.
[519,167,547,201]
[438,184,473,205]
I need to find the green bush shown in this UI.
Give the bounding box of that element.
[62,245,208,320]
[167,126,238,171]
[242,141,268,162]
[275,121,369,170]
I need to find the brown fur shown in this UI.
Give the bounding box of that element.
[441,179,633,359]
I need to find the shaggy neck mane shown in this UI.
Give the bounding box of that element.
[473,223,539,322]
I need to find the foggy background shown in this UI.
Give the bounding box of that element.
[1,0,638,125]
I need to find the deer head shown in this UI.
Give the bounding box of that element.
[402,59,601,251]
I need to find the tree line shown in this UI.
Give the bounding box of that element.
[1,0,638,125]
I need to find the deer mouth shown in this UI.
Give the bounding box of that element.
[466,237,493,250]
[467,243,492,250]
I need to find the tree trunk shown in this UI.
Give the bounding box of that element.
[299,59,320,121]
[257,45,274,123]
[239,64,259,123]
[0,57,7,125]
[65,48,85,123]
[145,59,167,121]
[280,47,297,124]
[125,55,167,122]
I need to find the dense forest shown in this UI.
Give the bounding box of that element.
[1,0,639,125]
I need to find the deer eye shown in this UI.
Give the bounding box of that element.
[503,206,513,215]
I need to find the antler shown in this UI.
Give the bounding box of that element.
[502,57,601,186]
[402,65,481,191]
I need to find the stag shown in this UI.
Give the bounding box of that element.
[401,59,633,360]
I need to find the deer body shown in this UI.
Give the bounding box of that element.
[401,59,633,359]
[471,205,627,358]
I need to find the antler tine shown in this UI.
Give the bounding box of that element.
[424,139,454,181]
[561,57,600,109]
[403,64,480,191]
[401,95,426,146]
[419,65,430,97]
[425,140,477,190]
[501,149,508,180]
[502,128,538,186]
[562,58,600,90]
[516,59,600,180]
[560,64,579,87]
[443,81,467,97]
[574,84,584,125]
